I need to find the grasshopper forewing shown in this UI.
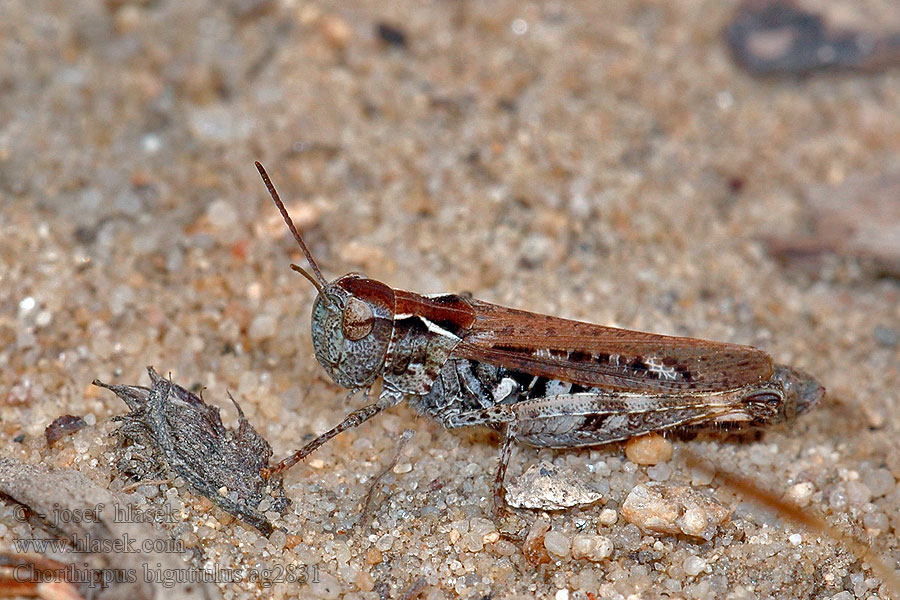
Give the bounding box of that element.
[254,162,824,514]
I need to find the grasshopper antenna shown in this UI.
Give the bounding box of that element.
[255,161,327,293]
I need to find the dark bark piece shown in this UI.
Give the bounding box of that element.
[95,367,288,535]
[45,414,87,447]
[726,0,900,75]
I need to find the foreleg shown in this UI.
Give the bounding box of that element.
[264,388,404,478]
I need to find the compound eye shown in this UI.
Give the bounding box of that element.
[341,297,375,341]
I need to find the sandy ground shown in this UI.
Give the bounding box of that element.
[2,1,900,598]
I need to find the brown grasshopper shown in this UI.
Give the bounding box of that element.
[254,162,824,514]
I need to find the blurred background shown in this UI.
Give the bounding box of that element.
[2,1,900,598]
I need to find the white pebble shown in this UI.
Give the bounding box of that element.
[846,480,872,505]
[543,530,571,558]
[864,468,895,498]
[35,310,52,327]
[863,511,889,533]
[647,462,672,482]
[683,555,707,576]
[679,506,709,537]
[789,533,802,546]
[598,508,618,526]
[786,482,814,507]
[142,133,162,154]
[307,570,341,599]
[374,534,395,551]
[468,517,496,537]
[621,483,729,538]
[463,532,484,553]
[18,297,36,315]
[571,534,613,562]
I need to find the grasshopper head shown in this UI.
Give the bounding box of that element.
[310,274,394,389]
[256,162,395,390]
[773,364,825,421]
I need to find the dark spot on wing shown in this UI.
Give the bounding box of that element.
[629,357,648,373]
[495,344,532,354]
[429,294,465,306]
[568,350,591,363]
[581,413,611,431]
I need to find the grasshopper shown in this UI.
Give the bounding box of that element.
[254,162,824,514]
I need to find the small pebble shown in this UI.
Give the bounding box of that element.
[680,506,709,537]
[463,532,484,553]
[625,434,673,466]
[365,547,382,565]
[845,480,872,505]
[785,482,814,507]
[554,590,570,600]
[689,458,716,486]
[355,570,375,592]
[543,530,571,558]
[789,533,803,546]
[647,461,672,482]
[621,483,729,538]
[863,511,889,533]
[469,517,496,537]
[18,296,36,315]
[570,534,613,562]
[598,508,618,526]
[376,22,408,47]
[683,555,707,576]
[505,461,601,510]
[863,468,895,498]
[374,534,395,551]
[307,570,341,599]
[35,310,52,327]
